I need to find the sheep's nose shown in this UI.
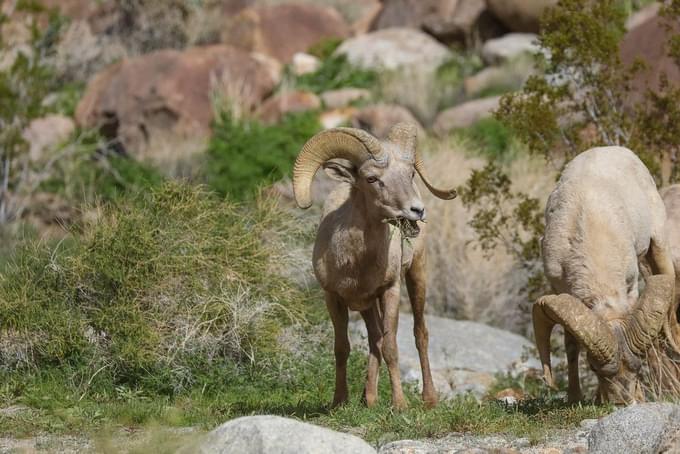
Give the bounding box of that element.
[410,204,426,220]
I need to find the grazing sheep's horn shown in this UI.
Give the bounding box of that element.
[386,123,458,201]
[533,294,619,386]
[293,127,383,209]
[387,122,417,158]
[623,274,674,356]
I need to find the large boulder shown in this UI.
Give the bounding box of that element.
[350,313,539,398]
[372,0,505,46]
[433,96,502,136]
[336,27,452,73]
[190,415,376,454]
[220,4,350,63]
[588,403,680,454]
[335,28,452,120]
[620,12,680,106]
[487,0,558,33]
[75,45,279,154]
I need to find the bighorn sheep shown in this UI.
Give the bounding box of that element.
[534,146,676,404]
[292,123,456,409]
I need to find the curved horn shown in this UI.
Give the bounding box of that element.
[533,294,619,385]
[415,151,458,200]
[623,274,674,356]
[387,122,417,158]
[292,128,383,209]
[387,122,458,200]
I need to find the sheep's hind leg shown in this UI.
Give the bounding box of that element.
[565,331,582,403]
[406,254,438,408]
[326,292,350,408]
[360,304,383,407]
[381,284,407,409]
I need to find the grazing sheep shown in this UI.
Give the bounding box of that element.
[292,123,457,409]
[534,146,676,404]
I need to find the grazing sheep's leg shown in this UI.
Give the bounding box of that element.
[326,292,350,408]
[565,331,583,403]
[406,254,438,408]
[360,304,383,407]
[381,284,407,409]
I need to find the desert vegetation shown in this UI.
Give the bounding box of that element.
[1,0,680,452]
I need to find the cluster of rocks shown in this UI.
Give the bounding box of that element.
[0,0,563,160]
[185,403,680,453]
[4,0,670,170]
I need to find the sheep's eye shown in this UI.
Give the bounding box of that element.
[366,176,378,184]
[411,171,416,179]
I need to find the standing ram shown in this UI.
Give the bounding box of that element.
[534,146,676,404]
[292,123,457,409]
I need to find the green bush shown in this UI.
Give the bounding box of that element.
[0,182,312,395]
[458,118,514,161]
[293,54,378,94]
[205,111,321,200]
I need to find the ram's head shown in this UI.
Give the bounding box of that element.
[292,123,457,234]
[533,274,675,404]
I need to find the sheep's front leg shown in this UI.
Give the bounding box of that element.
[360,304,383,407]
[565,331,582,403]
[381,284,407,410]
[406,253,438,408]
[326,292,350,408]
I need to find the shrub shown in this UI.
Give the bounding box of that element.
[0,182,313,395]
[205,111,321,200]
[293,54,378,94]
[457,118,515,161]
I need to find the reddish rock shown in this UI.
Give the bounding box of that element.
[221,3,350,63]
[257,91,321,124]
[487,0,558,33]
[76,45,278,153]
[620,13,680,106]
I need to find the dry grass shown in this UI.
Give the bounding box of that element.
[420,137,556,334]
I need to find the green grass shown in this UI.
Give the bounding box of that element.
[0,349,612,445]
[205,110,321,200]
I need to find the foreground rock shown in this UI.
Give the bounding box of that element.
[221,3,350,63]
[190,415,375,454]
[588,403,680,454]
[350,313,539,398]
[433,96,502,136]
[76,45,278,153]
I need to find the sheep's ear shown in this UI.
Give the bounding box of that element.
[323,160,357,185]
